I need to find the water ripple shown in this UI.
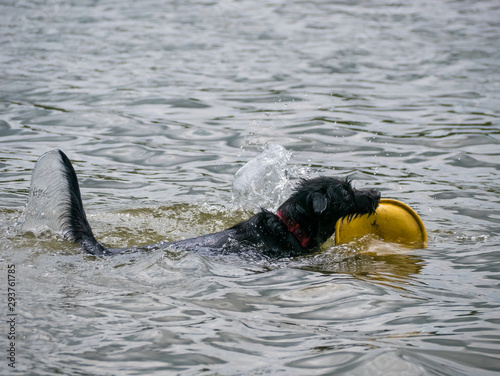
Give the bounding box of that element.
[1,0,500,374]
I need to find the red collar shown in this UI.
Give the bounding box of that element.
[276,210,312,249]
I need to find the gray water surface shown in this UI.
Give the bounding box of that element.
[1,0,500,375]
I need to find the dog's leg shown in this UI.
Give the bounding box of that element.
[22,150,108,255]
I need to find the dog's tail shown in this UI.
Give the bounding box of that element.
[22,150,107,255]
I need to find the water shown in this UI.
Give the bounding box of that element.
[1,0,500,374]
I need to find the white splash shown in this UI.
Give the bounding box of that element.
[231,144,293,213]
[20,150,71,236]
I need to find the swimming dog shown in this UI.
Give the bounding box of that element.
[23,150,380,258]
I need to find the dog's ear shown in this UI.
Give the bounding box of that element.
[310,192,328,214]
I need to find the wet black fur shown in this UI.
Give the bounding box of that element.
[44,151,381,258]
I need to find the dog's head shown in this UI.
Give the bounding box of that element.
[277,176,380,249]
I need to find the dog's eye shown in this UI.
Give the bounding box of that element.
[342,189,350,199]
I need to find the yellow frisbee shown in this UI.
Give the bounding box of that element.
[335,199,428,248]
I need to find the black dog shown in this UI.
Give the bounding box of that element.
[23,150,380,258]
